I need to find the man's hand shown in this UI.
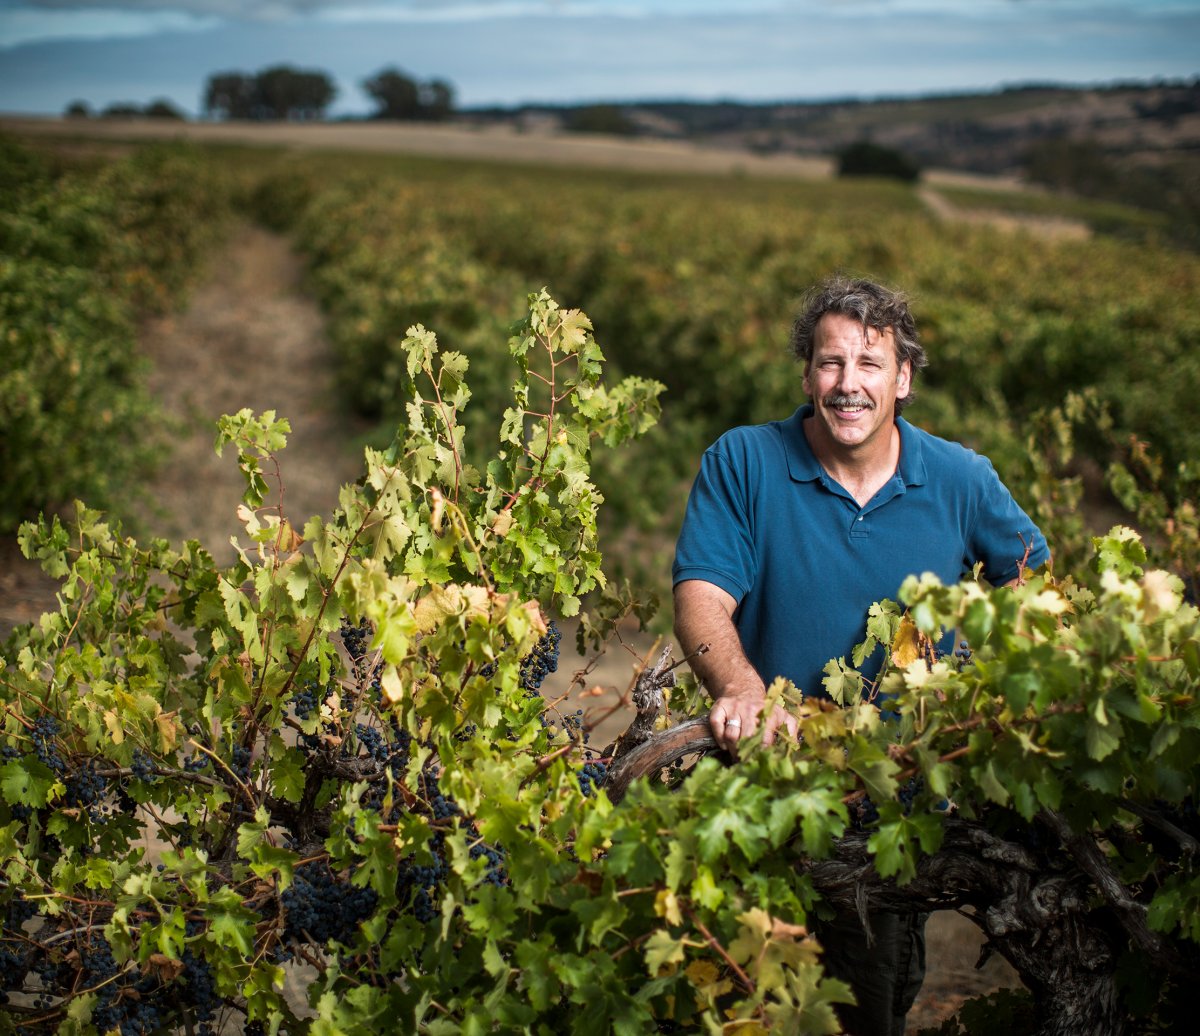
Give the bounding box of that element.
[674,580,799,754]
[710,690,798,754]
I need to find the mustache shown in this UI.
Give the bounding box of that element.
[823,394,875,410]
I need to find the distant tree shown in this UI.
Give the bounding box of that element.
[362,67,456,122]
[203,66,335,121]
[204,72,257,120]
[144,98,186,121]
[419,78,455,122]
[63,100,91,119]
[837,140,921,182]
[363,67,422,120]
[254,65,336,121]
[101,102,143,119]
[565,105,636,136]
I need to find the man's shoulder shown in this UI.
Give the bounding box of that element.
[707,413,795,462]
[901,419,995,479]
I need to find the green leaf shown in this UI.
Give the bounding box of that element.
[1085,716,1122,761]
[1,756,58,807]
[821,658,861,706]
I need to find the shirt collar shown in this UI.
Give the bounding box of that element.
[781,404,927,487]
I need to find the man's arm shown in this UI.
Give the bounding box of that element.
[674,579,797,752]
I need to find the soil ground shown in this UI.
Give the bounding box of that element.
[0,222,1019,1032]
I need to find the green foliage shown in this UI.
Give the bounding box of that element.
[837,141,921,182]
[239,149,1200,594]
[4,285,1199,1030]
[565,105,637,136]
[0,137,232,532]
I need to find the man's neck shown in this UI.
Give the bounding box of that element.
[803,415,901,507]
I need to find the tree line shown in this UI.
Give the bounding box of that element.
[63,64,455,123]
[202,64,455,122]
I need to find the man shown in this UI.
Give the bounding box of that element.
[672,276,1049,1035]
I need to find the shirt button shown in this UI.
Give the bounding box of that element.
[858,516,864,521]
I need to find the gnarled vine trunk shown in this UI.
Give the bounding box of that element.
[606,716,1197,1036]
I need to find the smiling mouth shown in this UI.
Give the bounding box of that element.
[824,395,874,414]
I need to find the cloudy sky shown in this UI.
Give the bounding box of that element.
[1,0,1197,116]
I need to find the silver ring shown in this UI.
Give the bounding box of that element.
[726,719,742,728]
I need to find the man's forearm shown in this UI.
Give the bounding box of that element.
[674,580,764,700]
[674,579,793,750]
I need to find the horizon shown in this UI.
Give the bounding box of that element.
[1,1,1198,118]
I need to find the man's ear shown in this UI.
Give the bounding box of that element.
[802,363,812,397]
[896,359,912,401]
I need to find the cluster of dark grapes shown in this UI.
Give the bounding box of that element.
[355,723,389,763]
[951,639,974,670]
[405,849,449,923]
[1,896,226,1036]
[393,768,508,920]
[519,622,561,694]
[230,744,252,782]
[431,791,461,820]
[852,777,925,830]
[87,933,190,1036]
[559,707,590,745]
[291,680,329,722]
[341,618,372,663]
[0,902,31,1006]
[64,759,109,822]
[30,714,66,774]
[281,862,379,946]
[577,761,608,797]
[178,921,219,1032]
[130,748,157,783]
[470,840,507,887]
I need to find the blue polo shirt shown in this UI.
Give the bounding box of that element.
[672,405,1049,699]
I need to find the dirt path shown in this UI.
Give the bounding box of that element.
[0,222,367,640]
[138,221,367,558]
[0,221,1015,1031]
[919,184,1092,242]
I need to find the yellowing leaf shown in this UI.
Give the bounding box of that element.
[890,614,922,668]
[490,510,514,538]
[1142,569,1183,620]
[380,665,406,703]
[1027,589,1070,616]
[654,888,683,926]
[155,712,179,753]
[413,584,464,632]
[770,917,808,940]
[685,959,720,990]
[103,711,125,746]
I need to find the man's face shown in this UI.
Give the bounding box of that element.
[802,313,912,453]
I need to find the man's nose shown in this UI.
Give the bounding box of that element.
[836,363,861,394]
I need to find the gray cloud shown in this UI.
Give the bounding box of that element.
[9,1,332,14]
[4,0,1186,16]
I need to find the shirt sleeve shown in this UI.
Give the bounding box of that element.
[969,458,1051,584]
[672,443,757,604]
